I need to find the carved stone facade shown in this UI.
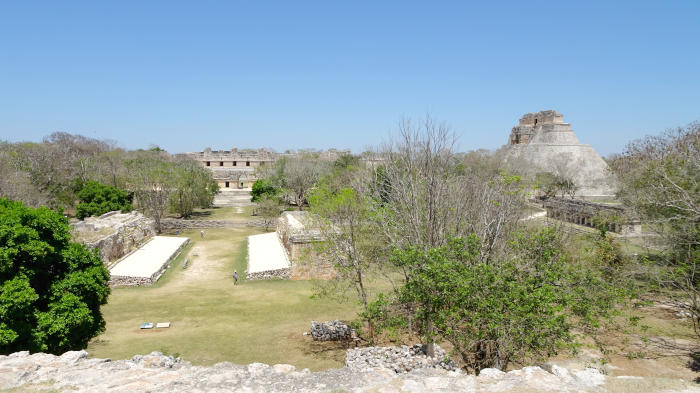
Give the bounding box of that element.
[538,197,641,234]
[185,148,277,190]
[185,148,353,191]
[503,110,617,197]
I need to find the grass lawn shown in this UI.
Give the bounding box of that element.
[87,226,360,370]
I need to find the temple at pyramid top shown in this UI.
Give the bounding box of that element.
[508,110,580,146]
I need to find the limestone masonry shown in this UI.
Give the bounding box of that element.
[310,320,354,341]
[277,211,335,280]
[0,350,616,392]
[504,110,617,197]
[70,211,156,266]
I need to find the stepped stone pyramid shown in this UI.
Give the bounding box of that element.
[503,110,617,197]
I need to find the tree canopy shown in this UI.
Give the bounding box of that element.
[0,198,110,354]
[610,122,700,336]
[76,181,132,219]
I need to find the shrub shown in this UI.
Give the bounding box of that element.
[76,181,132,219]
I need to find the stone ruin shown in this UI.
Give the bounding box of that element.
[70,211,155,266]
[310,320,354,341]
[346,344,457,373]
[277,211,335,280]
[538,196,641,234]
[503,110,617,197]
[0,349,619,392]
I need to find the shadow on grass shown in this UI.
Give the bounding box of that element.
[688,352,700,383]
[297,337,356,366]
[186,210,215,218]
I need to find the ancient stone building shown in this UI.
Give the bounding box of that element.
[503,110,617,197]
[186,148,277,190]
[538,197,641,234]
[508,110,564,145]
[277,211,335,280]
[186,147,353,192]
[70,211,156,266]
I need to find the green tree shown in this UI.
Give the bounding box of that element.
[309,178,387,342]
[76,181,132,219]
[250,179,280,203]
[0,198,110,354]
[169,158,219,218]
[389,227,622,373]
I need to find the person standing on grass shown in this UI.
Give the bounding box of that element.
[200,230,205,238]
[233,270,238,285]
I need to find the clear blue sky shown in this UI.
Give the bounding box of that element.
[1,1,698,156]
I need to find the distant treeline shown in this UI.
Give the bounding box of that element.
[0,133,218,230]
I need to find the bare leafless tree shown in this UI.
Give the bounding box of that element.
[279,156,331,210]
[126,151,174,233]
[370,116,527,355]
[610,122,700,338]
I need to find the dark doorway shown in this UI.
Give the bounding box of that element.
[225,181,230,188]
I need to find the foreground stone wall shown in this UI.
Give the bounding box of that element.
[71,211,155,266]
[13,351,684,393]
[0,350,616,393]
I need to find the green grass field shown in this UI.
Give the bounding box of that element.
[87,224,359,370]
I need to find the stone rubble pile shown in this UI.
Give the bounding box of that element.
[0,350,626,393]
[246,267,291,281]
[310,320,354,341]
[346,344,457,373]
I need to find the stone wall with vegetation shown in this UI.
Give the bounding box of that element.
[71,211,155,266]
[277,211,335,280]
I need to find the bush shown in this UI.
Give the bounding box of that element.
[76,181,132,219]
[388,228,623,373]
[250,179,280,202]
[0,198,110,354]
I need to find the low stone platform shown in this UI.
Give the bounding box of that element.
[246,232,290,280]
[109,236,189,287]
[70,211,155,266]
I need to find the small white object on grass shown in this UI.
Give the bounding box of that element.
[140,323,154,329]
[156,322,171,328]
